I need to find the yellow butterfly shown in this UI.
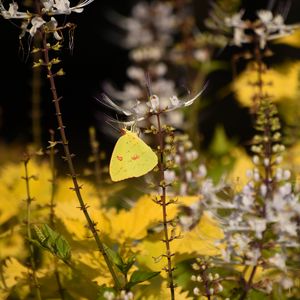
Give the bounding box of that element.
[109,129,158,182]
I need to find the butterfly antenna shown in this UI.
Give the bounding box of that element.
[104,114,121,133]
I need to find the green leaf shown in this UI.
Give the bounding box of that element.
[126,270,160,289]
[33,224,71,262]
[103,244,124,272]
[247,289,269,300]
[122,255,136,275]
[55,235,71,261]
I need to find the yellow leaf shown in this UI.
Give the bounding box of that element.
[73,251,113,286]
[227,148,253,191]
[0,230,25,260]
[139,281,193,300]
[103,195,199,243]
[55,179,110,240]
[136,212,223,272]
[2,257,28,289]
[0,160,52,224]
[233,62,300,107]
[172,212,224,256]
[275,28,300,48]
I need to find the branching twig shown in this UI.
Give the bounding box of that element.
[40,31,121,290]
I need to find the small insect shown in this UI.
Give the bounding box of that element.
[109,128,158,182]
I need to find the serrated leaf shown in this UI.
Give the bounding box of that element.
[33,224,71,262]
[126,270,160,289]
[55,235,71,261]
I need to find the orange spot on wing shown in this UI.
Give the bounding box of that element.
[117,155,123,161]
[131,154,140,160]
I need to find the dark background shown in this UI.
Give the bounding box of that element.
[0,0,300,161]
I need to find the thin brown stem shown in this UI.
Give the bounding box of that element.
[23,156,42,300]
[47,129,65,300]
[239,42,273,300]
[49,129,57,228]
[54,264,65,300]
[156,113,175,300]
[40,33,121,290]
[32,42,42,148]
[254,42,274,205]
[238,265,257,300]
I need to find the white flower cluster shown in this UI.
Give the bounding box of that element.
[201,158,300,291]
[191,257,224,298]
[102,0,206,129]
[0,0,94,18]
[224,9,299,48]
[112,1,177,51]
[103,290,133,300]
[0,0,94,38]
[100,88,205,129]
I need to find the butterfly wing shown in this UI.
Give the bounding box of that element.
[109,131,158,182]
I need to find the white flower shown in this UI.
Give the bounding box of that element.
[53,0,94,14]
[103,291,115,300]
[126,66,145,82]
[272,193,286,211]
[194,49,209,62]
[147,94,160,112]
[248,218,266,239]
[164,170,176,184]
[46,17,62,40]
[198,165,207,178]
[233,234,250,255]
[252,155,260,164]
[29,17,46,37]
[186,150,198,161]
[275,168,283,181]
[0,1,29,19]
[278,218,298,236]
[263,158,270,167]
[280,277,293,289]
[269,253,286,271]
[241,194,254,210]
[185,170,192,181]
[170,95,180,106]
[193,287,201,296]
[257,10,273,24]
[1,0,94,19]
[283,170,291,180]
[260,184,267,197]
[246,247,261,265]
[225,10,245,27]
[279,182,292,196]
[42,0,54,12]
[253,169,260,182]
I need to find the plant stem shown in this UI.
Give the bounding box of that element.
[48,129,65,300]
[238,265,257,300]
[49,129,57,228]
[239,42,272,300]
[23,156,42,300]
[156,114,175,300]
[32,40,42,148]
[40,33,121,290]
